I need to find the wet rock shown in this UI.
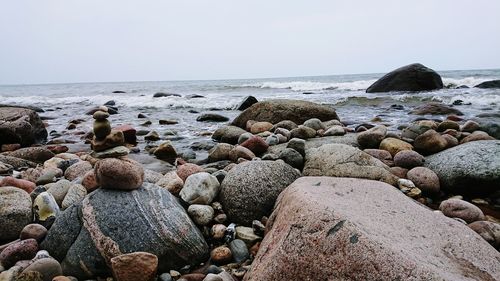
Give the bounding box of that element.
[187,204,214,226]
[232,99,339,128]
[91,130,125,152]
[236,96,258,111]
[413,129,447,154]
[286,138,305,157]
[379,137,413,157]
[91,145,129,159]
[442,134,459,148]
[390,166,408,178]
[393,150,424,169]
[40,183,208,279]
[235,226,261,246]
[439,199,485,223]
[45,179,72,206]
[64,161,92,181]
[303,144,398,185]
[0,176,36,193]
[0,107,48,147]
[220,161,300,225]
[180,172,220,205]
[114,125,137,145]
[424,140,500,194]
[323,125,345,136]
[436,120,459,132]
[197,113,229,122]
[82,170,98,192]
[468,221,500,249]
[4,147,55,163]
[0,186,33,241]
[410,102,463,116]
[474,80,500,88]
[363,149,393,166]
[271,120,298,131]
[357,125,387,148]
[212,126,247,145]
[154,141,178,163]
[366,63,443,93]
[144,131,160,141]
[406,167,440,194]
[229,239,249,263]
[95,158,144,191]
[153,92,181,98]
[247,177,500,280]
[210,246,232,265]
[111,252,158,281]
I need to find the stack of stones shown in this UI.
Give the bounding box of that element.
[91,110,144,191]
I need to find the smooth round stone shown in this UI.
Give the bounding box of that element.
[357,125,387,148]
[212,170,227,184]
[213,213,227,224]
[397,179,415,189]
[92,110,109,120]
[324,125,345,136]
[33,192,60,228]
[187,205,215,226]
[210,246,232,265]
[154,141,178,163]
[0,176,36,193]
[64,161,92,181]
[265,134,280,146]
[278,148,303,169]
[303,118,325,131]
[156,171,184,195]
[436,120,459,132]
[237,132,253,145]
[461,120,480,133]
[235,226,261,246]
[180,172,220,205]
[211,224,227,239]
[35,169,60,185]
[20,224,47,242]
[91,145,129,159]
[177,163,204,182]
[439,199,485,223]
[91,130,125,152]
[406,167,440,194]
[413,129,447,154]
[240,136,269,155]
[407,187,422,198]
[45,179,72,206]
[252,220,266,236]
[274,128,291,140]
[379,137,413,157]
[229,239,249,263]
[290,125,316,139]
[22,257,62,281]
[286,138,306,157]
[228,146,255,162]
[82,170,99,192]
[93,119,112,140]
[390,166,408,178]
[95,158,144,190]
[393,150,424,169]
[159,273,173,281]
[0,186,33,241]
[110,252,158,281]
[250,122,273,134]
[203,273,223,281]
[0,239,38,269]
[208,143,234,162]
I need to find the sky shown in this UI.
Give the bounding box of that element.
[0,0,499,85]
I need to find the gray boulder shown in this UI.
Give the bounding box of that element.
[220,160,300,225]
[424,140,500,195]
[303,144,398,185]
[231,99,338,128]
[0,186,32,241]
[41,183,208,279]
[0,106,48,147]
[366,63,443,93]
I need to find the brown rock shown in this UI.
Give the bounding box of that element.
[468,221,500,249]
[179,273,206,281]
[413,130,447,154]
[208,143,234,162]
[357,125,387,148]
[461,120,480,133]
[250,122,273,134]
[111,252,158,281]
[1,143,21,152]
[82,170,99,192]
[154,141,178,163]
[4,147,55,163]
[229,146,255,162]
[19,224,47,242]
[460,131,495,144]
[95,158,144,190]
[379,137,413,157]
[439,199,485,223]
[289,125,316,139]
[240,136,269,155]
[0,176,36,193]
[91,130,125,152]
[0,238,38,269]
[389,166,408,178]
[114,125,137,145]
[177,163,203,182]
[406,167,440,194]
[441,134,459,148]
[210,246,232,265]
[22,257,62,281]
[64,161,92,181]
[156,171,184,195]
[409,102,463,115]
[363,149,393,166]
[0,186,32,241]
[436,120,459,132]
[393,150,424,169]
[246,177,500,281]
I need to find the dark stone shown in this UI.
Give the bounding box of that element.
[366,63,443,93]
[236,96,258,111]
[153,92,181,98]
[0,107,48,147]
[409,102,463,116]
[112,91,125,94]
[475,80,500,89]
[196,113,229,122]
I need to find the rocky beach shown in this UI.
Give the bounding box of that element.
[1,63,500,281]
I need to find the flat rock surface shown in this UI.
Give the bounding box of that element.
[246,177,500,281]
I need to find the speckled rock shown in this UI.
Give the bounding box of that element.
[40,183,209,280]
[111,252,158,281]
[393,150,424,169]
[414,129,448,154]
[0,176,36,193]
[45,179,72,206]
[95,158,144,190]
[156,170,184,195]
[64,161,92,181]
[303,118,325,131]
[154,141,178,163]
[208,143,234,162]
[0,186,33,241]
[0,238,38,269]
[177,163,204,182]
[210,246,232,265]
[357,125,387,148]
[61,184,87,209]
[424,140,500,194]
[250,122,273,134]
[81,170,98,192]
[19,224,47,242]
[228,146,255,162]
[4,147,55,163]
[468,221,500,249]
[245,177,500,281]
[180,172,220,205]
[220,160,300,225]
[290,125,316,139]
[460,131,495,144]
[187,204,214,226]
[439,199,485,223]
[240,136,269,155]
[22,257,62,281]
[212,126,247,145]
[379,137,413,157]
[406,167,440,194]
[303,144,398,186]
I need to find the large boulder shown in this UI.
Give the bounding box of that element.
[0,186,33,241]
[303,144,398,185]
[0,106,48,147]
[366,63,443,93]
[424,140,500,195]
[246,177,500,281]
[219,160,300,225]
[231,100,338,128]
[41,183,208,279]
[475,80,500,89]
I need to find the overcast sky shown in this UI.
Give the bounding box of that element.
[1,0,499,85]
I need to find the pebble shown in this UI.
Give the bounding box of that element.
[250,122,273,134]
[406,167,440,194]
[436,120,459,132]
[397,179,415,189]
[95,158,144,190]
[274,128,291,140]
[144,131,160,141]
[290,125,316,139]
[324,125,345,136]
[471,198,489,206]
[213,213,227,224]
[461,120,480,132]
[278,148,303,169]
[390,166,408,178]
[393,150,424,169]
[468,221,500,249]
[22,257,62,281]
[180,172,220,205]
[203,273,223,281]
[286,138,306,157]
[188,204,215,226]
[64,161,92,181]
[413,129,447,154]
[0,176,36,193]
[228,146,255,162]
[93,119,111,140]
[19,224,47,242]
[91,145,130,158]
[154,141,178,163]
[35,169,60,185]
[45,179,72,206]
[357,125,387,148]
[379,137,413,157]
[208,143,234,162]
[235,226,262,246]
[211,224,227,239]
[265,134,280,146]
[210,246,232,265]
[229,239,249,263]
[407,187,422,198]
[0,238,38,269]
[212,170,227,184]
[240,136,269,155]
[61,184,87,209]
[33,192,60,228]
[156,171,184,195]
[159,273,173,281]
[303,118,325,131]
[82,170,99,192]
[110,252,158,281]
[439,199,485,223]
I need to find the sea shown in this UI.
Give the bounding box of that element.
[1,69,499,160]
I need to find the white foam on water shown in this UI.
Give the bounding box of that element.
[241,79,377,91]
[441,77,492,88]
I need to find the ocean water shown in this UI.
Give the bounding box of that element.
[1,69,499,158]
